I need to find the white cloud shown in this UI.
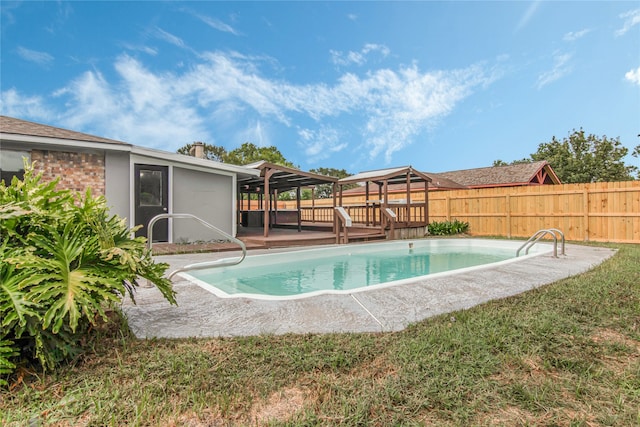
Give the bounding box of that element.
[297,126,347,163]
[515,1,541,32]
[359,65,490,162]
[625,67,640,86]
[194,13,240,35]
[22,50,496,164]
[16,46,54,66]
[347,13,358,21]
[536,52,573,89]
[45,1,73,35]
[122,43,158,56]
[563,29,591,42]
[154,27,187,49]
[615,8,640,37]
[234,120,270,148]
[331,44,390,67]
[0,88,52,119]
[52,55,211,149]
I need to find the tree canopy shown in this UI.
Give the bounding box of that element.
[309,167,356,199]
[494,129,639,183]
[225,142,297,168]
[176,142,227,162]
[177,141,296,168]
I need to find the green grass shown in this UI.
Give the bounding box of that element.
[2,243,639,426]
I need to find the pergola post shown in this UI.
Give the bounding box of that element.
[274,189,279,225]
[334,183,340,234]
[263,168,274,238]
[296,186,302,232]
[383,179,389,207]
[365,182,370,226]
[424,181,429,226]
[406,172,411,226]
[383,179,389,232]
[237,191,241,226]
[377,182,382,226]
[311,187,316,223]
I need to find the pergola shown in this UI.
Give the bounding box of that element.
[337,166,432,227]
[237,161,339,237]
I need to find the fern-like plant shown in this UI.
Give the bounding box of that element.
[0,163,176,381]
[427,219,470,236]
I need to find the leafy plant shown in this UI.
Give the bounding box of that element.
[427,219,470,236]
[0,163,176,381]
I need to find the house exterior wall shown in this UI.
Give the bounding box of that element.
[31,149,105,195]
[172,167,234,242]
[104,151,130,220]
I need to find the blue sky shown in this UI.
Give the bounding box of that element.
[1,1,639,174]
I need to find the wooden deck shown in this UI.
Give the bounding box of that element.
[151,223,386,255]
[238,224,386,248]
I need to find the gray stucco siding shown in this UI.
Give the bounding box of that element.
[171,167,234,243]
[104,151,130,221]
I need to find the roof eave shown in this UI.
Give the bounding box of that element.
[250,161,339,182]
[0,132,132,152]
[131,146,260,177]
[338,166,432,185]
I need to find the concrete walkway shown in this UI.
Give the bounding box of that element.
[122,243,616,338]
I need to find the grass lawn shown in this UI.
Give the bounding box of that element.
[2,243,639,426]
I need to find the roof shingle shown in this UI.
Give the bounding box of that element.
[0,115,128,146]
[437,161,556,187]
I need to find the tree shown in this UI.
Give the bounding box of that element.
[495,129,639,182]
[177,142,227,162]
[309,167,353,199]
[225,142,297,168]
[492,159,531,167]
[531,129,637,182]
[176,141,297,169]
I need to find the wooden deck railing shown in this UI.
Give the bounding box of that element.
[301,203,428,228]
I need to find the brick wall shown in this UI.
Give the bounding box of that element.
[31,150,106,195]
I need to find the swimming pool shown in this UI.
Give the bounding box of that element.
[181,239,552,300]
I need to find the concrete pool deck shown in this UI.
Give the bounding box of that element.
[122,242,617,338]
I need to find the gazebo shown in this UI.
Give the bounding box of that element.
[236,161,338,237]
[337,166,432,233]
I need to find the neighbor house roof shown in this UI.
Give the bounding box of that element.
[437,161,561,187]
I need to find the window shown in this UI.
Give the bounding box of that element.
[139,169,163,206]
[0,150,30,184]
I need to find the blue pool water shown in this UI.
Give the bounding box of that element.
[184,239,550,299]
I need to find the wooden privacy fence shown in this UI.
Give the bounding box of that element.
[428,181,639,243]
[293,181,640,243]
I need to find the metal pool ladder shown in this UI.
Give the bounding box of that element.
[516,228,565,258]
[147,213,247,280]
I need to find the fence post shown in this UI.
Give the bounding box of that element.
[446,194,451,221]
[506,194,511,238]
[583,188,589,241]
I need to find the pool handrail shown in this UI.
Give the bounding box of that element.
[146,213,247,280]
[516,228,565,258]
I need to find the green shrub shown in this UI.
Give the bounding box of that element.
[0,164,176,384]
[427,219,470,236]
